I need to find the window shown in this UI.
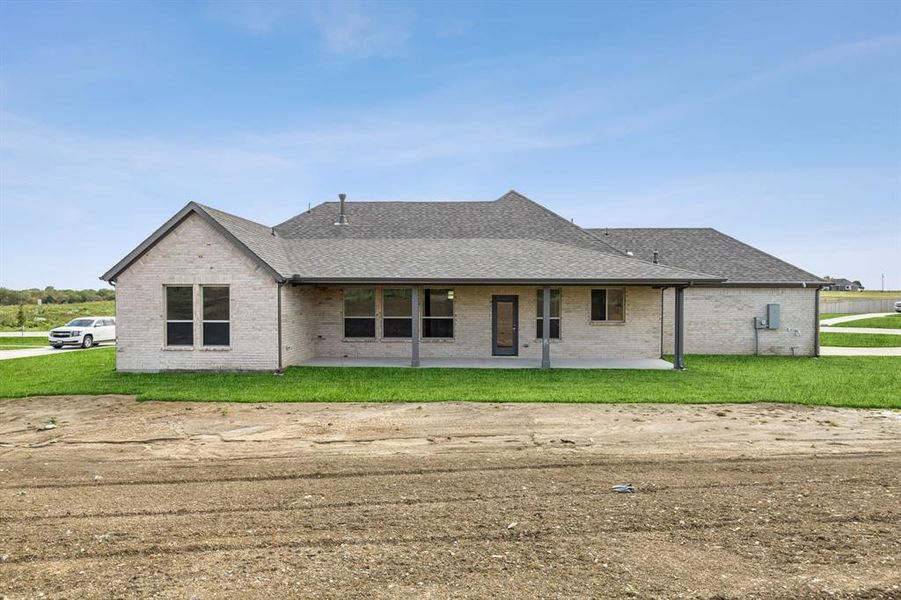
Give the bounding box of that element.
[590,288,625,322]
[422,288,454,338]
[382,288,412,338]
[344,288,375,338]
[202,286,230,346]
[166,286,193,346]
[536,289,561,339]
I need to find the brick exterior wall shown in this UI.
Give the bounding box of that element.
[288,285,664,363]
[115,213,280,371]
[662,287,818,356]
[114,216,817,370]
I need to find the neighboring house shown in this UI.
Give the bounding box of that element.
[822,278,863,291]
[101,191,824,372]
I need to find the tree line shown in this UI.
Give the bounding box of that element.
[0,287,116,306]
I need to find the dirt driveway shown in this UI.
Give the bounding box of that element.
[1,396,899,599]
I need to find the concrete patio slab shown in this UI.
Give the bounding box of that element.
[298,357,674,370]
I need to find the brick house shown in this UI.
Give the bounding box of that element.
[101,191,825,372]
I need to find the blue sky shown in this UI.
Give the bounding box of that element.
[1,0,899,290]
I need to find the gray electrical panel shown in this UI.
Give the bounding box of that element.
[766,303,780,330]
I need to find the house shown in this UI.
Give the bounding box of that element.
[101,191,824,372]
[822,278,863,291]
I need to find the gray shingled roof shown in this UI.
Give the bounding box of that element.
[588,228,823,285]
[102,192,725,284]
[275,191,624,254]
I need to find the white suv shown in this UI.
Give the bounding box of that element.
[895,300,901,313]
[49,317,116,349]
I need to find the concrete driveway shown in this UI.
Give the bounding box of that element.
[0,344,113,361]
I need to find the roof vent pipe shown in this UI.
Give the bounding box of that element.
[335,193,348,225]
[652,250,659,264]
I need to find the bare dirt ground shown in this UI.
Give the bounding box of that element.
[1,396,900,599]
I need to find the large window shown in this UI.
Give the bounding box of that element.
[344,288,376,338]
[536,288,561,339]
[165,286,193,346]
[382,288,412,338]
[202,286,230,346]
[422,288,454,338]
[590,288,625,322]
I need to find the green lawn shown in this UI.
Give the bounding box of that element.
[0,300,115,331]
[0,337,47,348]
[0,348,898,408]
[829,314,901,329]
[820,332,901,348]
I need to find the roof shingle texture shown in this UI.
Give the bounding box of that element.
[199,192,721,282]
[588,228,823,285]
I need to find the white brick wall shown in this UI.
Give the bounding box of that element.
[115,214,280,371]
[662,287,818,356]
[292,285,664,363]
[115,217,816,371]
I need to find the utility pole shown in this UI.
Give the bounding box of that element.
[882,273,885,292]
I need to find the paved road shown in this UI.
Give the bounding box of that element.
[0,344,113,361]
[820,312,895,326]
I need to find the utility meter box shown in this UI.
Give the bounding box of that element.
[766,303,780,330]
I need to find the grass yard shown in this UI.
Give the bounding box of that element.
[0,300,115,331]
[0,347,898,408]
[829,314,901,329]
[820,332,901,348]
[0,337,47,348]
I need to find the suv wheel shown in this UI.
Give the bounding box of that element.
[82,335,94,349]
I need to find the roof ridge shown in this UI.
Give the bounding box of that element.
[496,190,628,256]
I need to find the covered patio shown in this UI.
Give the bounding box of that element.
[298,356,674,370]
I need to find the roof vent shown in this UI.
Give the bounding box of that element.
[652,250,659,264]
[335,193,348,225]
[626,250,634,257]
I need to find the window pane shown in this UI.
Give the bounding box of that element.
[383,288,412,317]
[536,289,561,318]
[203,322,230,346]
[344,289,375,317]
[202,287,229,320]
[608,289,625,321]
[423,318,453,338]
[344,318,375,338]
[590,289,607,321]
[424,289,453,317]
[166,322,193,346]
[536,319,561,339]
[383,318,412,338]
[166,286,193,320]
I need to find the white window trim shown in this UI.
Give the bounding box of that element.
[201,285,231,347]
[164,284,195,348]
[381,288,413,340]
[342,287,377,340]
[421,287,455,340]
[536,288,562,340]
[590,287,626,323]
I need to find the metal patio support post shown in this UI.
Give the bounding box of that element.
[674,286,685,370]
[411,286,420,367]
[541,286,551,369]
